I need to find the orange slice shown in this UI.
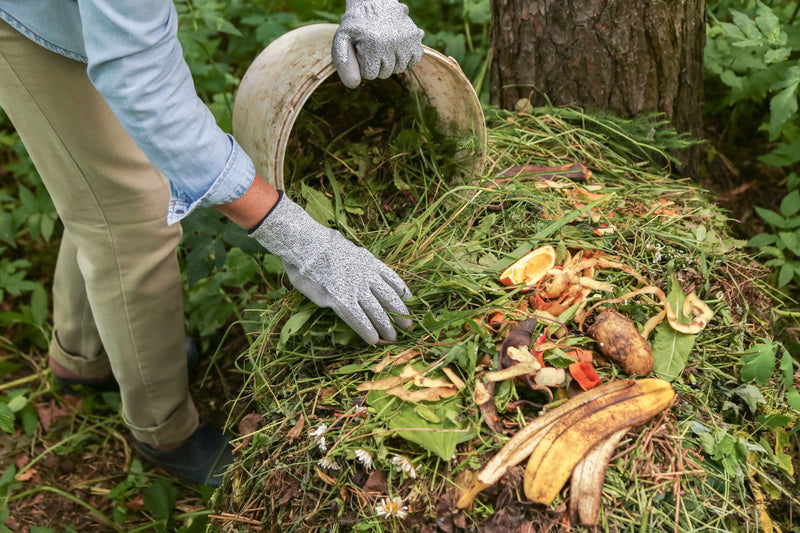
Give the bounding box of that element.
[499,245,557,288]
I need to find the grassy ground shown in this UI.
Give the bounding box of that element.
[1,96,798,532]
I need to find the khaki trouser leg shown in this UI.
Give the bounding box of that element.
[0,20,198,446]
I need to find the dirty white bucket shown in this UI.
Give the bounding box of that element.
[232,23,487,190]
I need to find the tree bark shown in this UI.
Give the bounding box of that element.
[490,0,705,174]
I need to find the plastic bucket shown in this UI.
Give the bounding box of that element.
[232,23,487,190]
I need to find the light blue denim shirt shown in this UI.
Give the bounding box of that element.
[0,0,256,224]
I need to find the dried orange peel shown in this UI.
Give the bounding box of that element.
[499,245,557,288]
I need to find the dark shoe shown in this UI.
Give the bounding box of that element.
[132,419,234,488]
[54,337,203,394]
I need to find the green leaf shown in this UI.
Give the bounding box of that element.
[278,308,314,348]
[365,364,475,460]
[764,47,791,64]
[747,232,777,248]
[143,478,177,520]
[769,80,799,139]
[778,262,795,286]
[367,389,474,460]
[774,428,794,476]
[787,389,800,411]
[0,404,13,433]
[30,283,47,326]
[778,231,800,256]
[732,384,765,412]
[779,348,795,388]
[740,342,777,385]
[781,189,800,217]
[651,280,695,381]
[6,394,27,413]
[755,206,788,228]
[779,349,800,411]
[731,9,762,42]
[301,183,335,226]
[652,321,695,381]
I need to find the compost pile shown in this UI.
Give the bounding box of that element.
[209,80,798,532]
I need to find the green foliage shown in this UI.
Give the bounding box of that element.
[706,1,800,298]
[747,172,800,286]
[0,111,55,350]
[738,337,800,411]
[706,1,800,164]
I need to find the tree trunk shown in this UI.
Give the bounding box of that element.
[490,0,705,175]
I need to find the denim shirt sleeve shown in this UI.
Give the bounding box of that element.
[75,0,256,224]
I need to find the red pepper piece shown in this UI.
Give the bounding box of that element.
[569,361,602,390]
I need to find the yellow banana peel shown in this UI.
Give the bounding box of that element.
[523,378,675,505]
[455,378,675,510]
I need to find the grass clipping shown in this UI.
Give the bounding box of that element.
[210,84,797,532]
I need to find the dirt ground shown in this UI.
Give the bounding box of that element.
[1,333,249,532]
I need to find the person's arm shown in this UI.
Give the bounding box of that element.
[77,0,413,343]
[76,0,255,224]
[215,175,279,230]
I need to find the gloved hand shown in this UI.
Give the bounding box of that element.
[249,192,412,344]
[332,0,425,89]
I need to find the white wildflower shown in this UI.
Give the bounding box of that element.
[309,423,327,438]
[354,449,374,470]
[309,424,328,451]
[317,456,339,470]
[375,496,408,520]
[392,455,417,479]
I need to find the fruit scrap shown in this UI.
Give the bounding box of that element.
[568,428,628,526]
[499,245,557,289]
[371,348,421,373]
[533,367,566,388]
[532,249,614,317]
[457,379,633,508]
[523,378,675,505]
[485,362,542,382]
[587,309,654,376]
[357,364,459,402]
[385,386,458,403]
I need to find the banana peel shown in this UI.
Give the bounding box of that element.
[524,378,674,504]
[568,428,628,526]
[456,378,675,509]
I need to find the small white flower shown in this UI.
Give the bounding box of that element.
[309,423,327,438]
[392,455,417,479]
[317,456,339,470]
[354,449,374,470]
[309,424,328,451]
[375,496,408,520]
[354,405,368,416]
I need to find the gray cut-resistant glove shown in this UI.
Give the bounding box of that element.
[249,193,412,344]
[332,0,425,89]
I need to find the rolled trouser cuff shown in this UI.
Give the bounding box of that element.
[48,330,112,380]
[124,394,200,447]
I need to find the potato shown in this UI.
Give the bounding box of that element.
[587,309,653,376]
